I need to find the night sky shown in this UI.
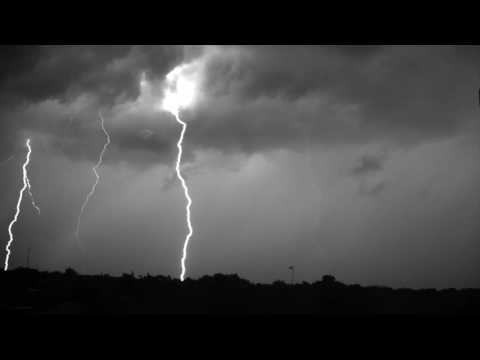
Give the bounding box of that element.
[0,45,479,288]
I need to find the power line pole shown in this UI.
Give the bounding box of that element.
[288,266,295,284]
[26,247,31,268]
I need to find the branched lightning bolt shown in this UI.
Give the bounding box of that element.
[75,111,111,241]
[4,139,33,271]
[26,176,41,215]
[1,153,40,214]
[173,111,193,282]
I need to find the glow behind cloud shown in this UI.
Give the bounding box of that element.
[161,64,199,116]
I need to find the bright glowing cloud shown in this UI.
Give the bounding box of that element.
[160,62,203,116]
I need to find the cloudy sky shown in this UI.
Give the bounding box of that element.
[1,45,479,288]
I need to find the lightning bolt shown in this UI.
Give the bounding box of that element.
[161,62,199,281]
[1,153,40,214]
[4,139,34,271]
[75,111,111,242]
[172,110,194,282]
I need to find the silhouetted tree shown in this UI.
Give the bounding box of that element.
[65,268,78,277]
[322,275,336,284]
[2,270,479,315]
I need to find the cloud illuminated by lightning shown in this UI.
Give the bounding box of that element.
[161,64,198,281]
[4,139,33,271]
[75,111,111,242]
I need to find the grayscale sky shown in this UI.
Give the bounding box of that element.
[1,45,479,288]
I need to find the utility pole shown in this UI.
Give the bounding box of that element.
[288,266,295,284]
[26,247,31,268]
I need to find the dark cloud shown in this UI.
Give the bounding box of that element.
[1,45,479,168]
[204,45,384,101]
[351,153,385,176]
[193,45,480,156]
[0,45,184,106]
[62,45,477,168]
[0,45,186,161]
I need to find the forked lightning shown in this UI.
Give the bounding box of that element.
[4,139,39,270]
[75,111,111,242]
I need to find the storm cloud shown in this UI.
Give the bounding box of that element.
[1,45,479,165]
[1,45,479,288]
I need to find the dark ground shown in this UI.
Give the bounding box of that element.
[1,267,480,315]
